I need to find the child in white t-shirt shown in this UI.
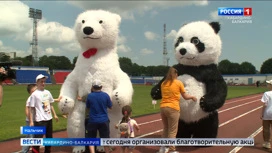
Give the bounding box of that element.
[115,105,140,153]
[21,84,37,153]
[261,80,272,149]
[29,74,59,153]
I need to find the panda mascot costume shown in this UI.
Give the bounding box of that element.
[151,21,227,138]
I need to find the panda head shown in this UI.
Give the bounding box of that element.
[174,21,222,66]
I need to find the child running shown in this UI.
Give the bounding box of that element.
[115,105,140,153]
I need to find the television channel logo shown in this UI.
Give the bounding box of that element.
[218,8,252,16]
[218,7,252,24]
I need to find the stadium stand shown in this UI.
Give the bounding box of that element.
[9,66,51,84]
[15,70,51,84]
[53,71,71,84]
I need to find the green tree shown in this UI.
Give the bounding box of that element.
[39,55,72,70]
[153,65,169,76]
[145,66,156,76]
[218,59,232,74]
[240,62,256,74]
[119,57,133,75]
[0,53,10,62]
[10,60,23,66]
[228,63,240,74]
[14,56,32,66]
[131,63,141,76]
[260,58,272,74]
[72,56,78,69]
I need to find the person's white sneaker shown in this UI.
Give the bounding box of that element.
[157,146,169,153]
[263,141,271,149]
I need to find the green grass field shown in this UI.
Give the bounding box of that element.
[0,84,267,141]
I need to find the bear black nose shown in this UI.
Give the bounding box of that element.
[179,48,187,55]
[83,27,94,35]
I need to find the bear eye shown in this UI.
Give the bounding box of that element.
[82,20,85,24]
[191,37,200,45]
[99,20,103,24]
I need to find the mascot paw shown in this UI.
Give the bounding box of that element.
[58,96,75,114]
[72,146,85,153]
[151,87,162,100]
[200,97,215,112]
[112,89,131,107]
[112,91,122,106]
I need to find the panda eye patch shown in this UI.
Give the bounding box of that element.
[99,20,103,24]
[178,37,184,43]
[191,37,200,45]
[174,36,184,48]
[82,20,85,24]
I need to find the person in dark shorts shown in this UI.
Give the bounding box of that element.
[85,79,112,153]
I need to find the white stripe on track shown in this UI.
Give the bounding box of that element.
[137,129,163,138]
[219,106,262,127]
[224,95,260,105]
[229,126,263,153]
[138,99,260,126]
[138,105,263,137]
[138,119,162,126]
[218,100,259,113]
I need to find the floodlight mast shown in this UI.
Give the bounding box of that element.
[163,24,169,66]
[29,8,42,66]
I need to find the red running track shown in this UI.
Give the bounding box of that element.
[0,93,270,153]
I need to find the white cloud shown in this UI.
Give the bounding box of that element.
[141,48,154,55]
[45,48,54,54]
[118,44,131,53]
[117,35,131,53]
[145,31,159,40]
[167,30,177,40]
[150,11,159,17]
[0,1,79,61]
[22,21,75,46]
[117,35,127,44]
[0,1,32,36]
[210,10,222,20]
[0,41,31,57]
[68,1,208,20]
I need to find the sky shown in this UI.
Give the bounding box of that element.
[0,0,271,71]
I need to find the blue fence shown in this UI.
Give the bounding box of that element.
[16,70,51,84]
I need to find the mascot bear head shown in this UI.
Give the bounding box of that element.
[174,21,222,66]
[74,10,121,51]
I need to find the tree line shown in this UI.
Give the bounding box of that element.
[0,54,272,76]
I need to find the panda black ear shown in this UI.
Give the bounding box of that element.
[209,22,220,34]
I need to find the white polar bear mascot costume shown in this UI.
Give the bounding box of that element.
[58,10,133,153]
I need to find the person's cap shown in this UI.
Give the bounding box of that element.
[266,80,272,85]
[92,79,102,88]
[36,74,48,82]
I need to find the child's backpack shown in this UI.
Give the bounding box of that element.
[118,119,133,138]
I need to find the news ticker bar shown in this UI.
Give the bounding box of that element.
[20,126,46,135]
[21,138,254,146]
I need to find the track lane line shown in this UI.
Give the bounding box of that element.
[138,99,260,126]
[218,100,259,113]
[224,95,260,105]
[137,105,263,138]
[228,126,263,153]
